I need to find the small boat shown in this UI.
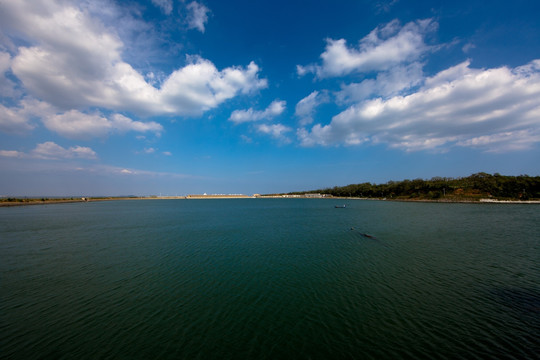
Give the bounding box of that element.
[335,205,346,208]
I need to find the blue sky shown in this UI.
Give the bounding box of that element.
[1,0,539,196]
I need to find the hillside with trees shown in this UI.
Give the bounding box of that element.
[287,173,540,201]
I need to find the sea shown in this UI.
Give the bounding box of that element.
[1,199,539,359]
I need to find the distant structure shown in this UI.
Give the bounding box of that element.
[186,194,251,199]
[280,193,330,198]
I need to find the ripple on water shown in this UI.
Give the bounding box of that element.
[1,199,539,359]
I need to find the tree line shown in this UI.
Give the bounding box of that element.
[287,173,540,200]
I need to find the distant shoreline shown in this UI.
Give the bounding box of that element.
[2,196,539,207]
[390,198,540,204]
[0,195,254,207]
[0,198,110,207]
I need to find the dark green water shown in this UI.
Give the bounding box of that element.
[1,199,539,359]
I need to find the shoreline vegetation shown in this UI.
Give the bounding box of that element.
[2,173,539,207]
[281,172,540,203]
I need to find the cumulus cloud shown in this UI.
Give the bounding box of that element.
[456,130,540,152]
[110,114,162,134]
[33,142,97,159]
[299,59,540,152]
[1,0,265,118]
[0,97,56,133]
[229,100,286,124]
[295,91,329,126]
[186,2,210,33]
[336,62,424,104]
[42,111,162,139]
[257,123,292,143]
[297,19,436,78]
[43,112,112,139]
[0,103,35,133]
[0,97,162,139]
[160,58,267,115]
[0,142,97,160]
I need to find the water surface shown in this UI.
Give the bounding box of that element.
[1,199,539,359]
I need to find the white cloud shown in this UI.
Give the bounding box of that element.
[43,112,111,139]
[160,58,267,116]
[137,147,174,156]
[0,98,63,133]
[0,103,35,133]
[299,60,540,152]
[0,98,162,139]
[336,62,423,104]
[456,130,540,153]
[152,0,173,15]
[79,0,175,69]
[298,19,436,78]
[32,142,97,160]
[1,0,265,118]
[0,150,24,158]
[1,141,99,160]
[257,123,292,143]
[186,2,210,33]
[229,100,286,124]
[42,110,162,139]
[295,91,329,126]
[110,114,163,134]
[462,42,476,54]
